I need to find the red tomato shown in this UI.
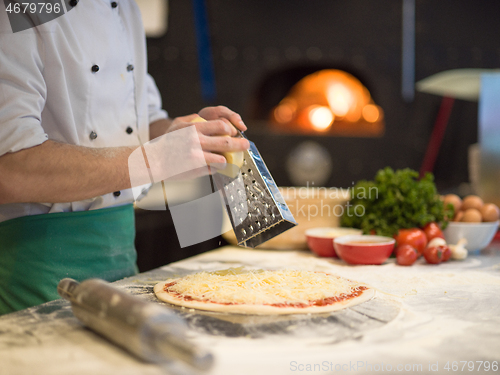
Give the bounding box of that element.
[394,228,428,255]
[423,246,443,264]
[422,222,445,242]
[440,245,451,262]
[396,245,418,266]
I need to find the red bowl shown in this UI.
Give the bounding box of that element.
[305,227,362,257]
[333,235,395,265]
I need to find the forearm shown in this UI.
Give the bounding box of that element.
[0,140,136,204]
[149,118,173,140]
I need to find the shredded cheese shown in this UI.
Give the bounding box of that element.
[166,268,364,305]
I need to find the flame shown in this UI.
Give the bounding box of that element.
[274,99,297,124]
[326,83,353,117]
[308,106,334,131]
[362,104,382,123]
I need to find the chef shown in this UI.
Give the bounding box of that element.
[0,0,249,314]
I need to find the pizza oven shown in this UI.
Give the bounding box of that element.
[268,69,385,137]
[245,65,389,187]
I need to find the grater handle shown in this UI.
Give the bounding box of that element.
[57,278,213,370]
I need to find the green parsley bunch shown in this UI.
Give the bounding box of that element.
[341,167,454,237]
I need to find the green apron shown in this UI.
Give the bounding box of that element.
[0,204,137,315]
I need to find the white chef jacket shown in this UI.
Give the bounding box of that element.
[0,0,167,223]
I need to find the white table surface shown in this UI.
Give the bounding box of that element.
[1,244,500,375]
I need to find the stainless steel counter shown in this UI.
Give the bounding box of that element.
[1,244,500,375]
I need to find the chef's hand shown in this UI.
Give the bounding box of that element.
[165,107,249,168]
[197,105,247,133]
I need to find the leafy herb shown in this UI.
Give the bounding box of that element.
[341,167,454,237]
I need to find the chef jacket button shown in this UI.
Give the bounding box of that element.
[91,64,99,73]
[127,64,134,72]
[111,1,118,8]
[69,0,78,7]
[89,131,98,140]
[126,126,133,134]
[113,191,121,197]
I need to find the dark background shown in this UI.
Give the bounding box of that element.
[136,0,500,270]
[146,0,499,190]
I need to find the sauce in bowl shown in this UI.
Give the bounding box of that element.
[345,240,389,245]
[334,235,396,265]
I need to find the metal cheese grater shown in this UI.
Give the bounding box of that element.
[212,132,297,248]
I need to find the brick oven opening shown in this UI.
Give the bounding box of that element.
[251,67,384,137]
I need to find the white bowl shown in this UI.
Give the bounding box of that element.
[443,221,499,251]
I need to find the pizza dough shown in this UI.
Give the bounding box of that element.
[154,268,375,315]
